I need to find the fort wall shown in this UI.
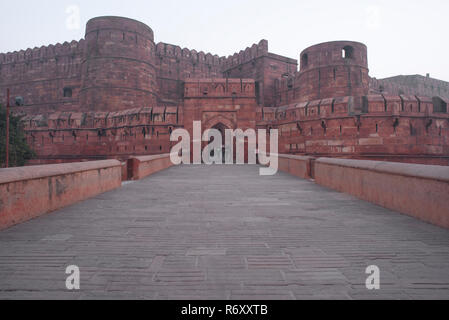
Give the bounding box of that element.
[155,42,225,104]
[370,75,449,99]
[0,40,85,114]
[259,94,449,165]
[0,16,448,166]
[21,106,182,162]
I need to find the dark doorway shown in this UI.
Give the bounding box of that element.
[211,123,228,163]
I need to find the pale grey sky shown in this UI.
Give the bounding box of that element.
[1,0,448,80]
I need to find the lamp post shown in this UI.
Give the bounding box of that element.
[5,89,10,168]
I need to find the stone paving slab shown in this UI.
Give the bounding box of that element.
[0,165,448,300]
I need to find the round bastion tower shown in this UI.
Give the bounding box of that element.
[79,16,157,112]
[298,41,369,101]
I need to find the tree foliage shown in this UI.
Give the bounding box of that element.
[0,105,35,167]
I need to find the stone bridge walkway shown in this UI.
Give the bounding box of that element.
[0,165,448,300]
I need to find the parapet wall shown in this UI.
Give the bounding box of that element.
[276,155,449,229]
[128,154,174,180]
[0,160,122,230]
[278,154,315,179]
[314,158,449,229]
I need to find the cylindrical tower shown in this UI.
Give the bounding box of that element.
[298,41,369,102]
[79,16,157,112]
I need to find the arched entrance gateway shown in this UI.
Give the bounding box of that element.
[210,123,229,163]
[202,115,237,164]
[203,122,233,164]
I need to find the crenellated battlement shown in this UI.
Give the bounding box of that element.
[155,42,224,66]
[21,106,180,131]
[153,39,270,72]
[0,39,85,65]
[154,39,269,71]
[260,95,449,123]
[221,40,269,71]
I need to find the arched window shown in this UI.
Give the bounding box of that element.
[63,87,72,98]
[15,96,24,106]
[432,97,447,113]
[342,46,354,59]
[301,53,309,69]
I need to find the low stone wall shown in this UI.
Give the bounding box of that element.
[128,154,174,180]
[315,158,449,229]
[278,154,315,179]
[0,160,122,230]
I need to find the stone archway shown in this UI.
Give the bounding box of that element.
[211,123,227,147]
[203,122,232,164]
[200,114,238,164]
[203,114,236,132]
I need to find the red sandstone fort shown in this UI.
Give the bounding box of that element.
[0,16,448,166]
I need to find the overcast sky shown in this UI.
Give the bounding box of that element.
[1,0,448,80]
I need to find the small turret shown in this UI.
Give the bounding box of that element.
[298,41,369,102]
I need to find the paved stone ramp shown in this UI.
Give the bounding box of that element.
[0,165,448,300]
